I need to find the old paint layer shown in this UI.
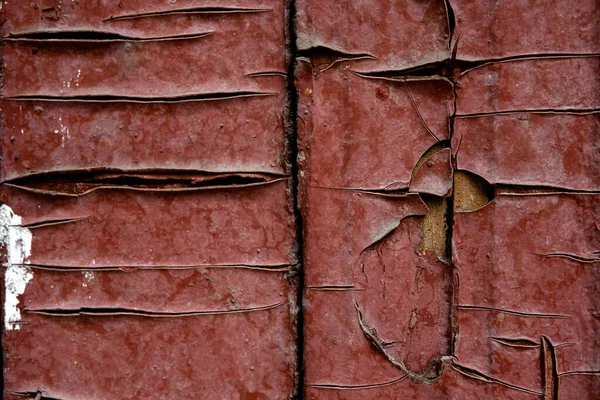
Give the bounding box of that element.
[453,194,599,386]
[450,0,600,60]
[296,59,453,191]
[296,0,450,71]
[1,1,299,398]
[1,93,288,181]
[453,112,600,191]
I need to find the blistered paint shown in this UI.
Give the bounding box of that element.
[0,204,33,331]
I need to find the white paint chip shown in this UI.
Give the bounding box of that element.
[0,205,33,331]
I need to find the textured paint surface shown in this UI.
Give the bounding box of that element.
[1,1,299,399]
[2,0,599,399]
[298,0,599,398]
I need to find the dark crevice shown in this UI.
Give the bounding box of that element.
[26,303,284,317]
[104,7,270,21]
[8,172,276,195]
[18,263,293,272]
[457,305,569,319]
[286,0,305,398]
[6,92,274,104]
[6,30,212,42]
[308,375,407,390]
[296,46,375,75]
[305,285,363,291]
[5,170,284,185]
[296,46,375,61]
[444,0,456,49]
[445,47,459,357]
[353,53,600,83]
[494,184,600,195]
[21,217,89,229]
[457,108,600,118]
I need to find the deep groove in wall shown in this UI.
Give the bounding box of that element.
[286,0,305,398]
[446,54,459,356]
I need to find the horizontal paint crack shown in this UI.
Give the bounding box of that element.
[305,285,364,291]
[490,337,540,348]
[456,109,600,118]
[10,263,293,273]
[105,7,271,21]
[457,305,570,319]
[452,363,543,396]
[307,375,407,390]
[6,30,213,42]
[5,92,277,104]
[5,177,287,197]
[25,302,285,318]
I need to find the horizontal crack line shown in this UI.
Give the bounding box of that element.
[308,375,408,390]
[3,92,277,104]
[105,7,271,21]
[5,30,213,42]
[305,285,364,291]
[457,305,570,319]
[5,178,287,196]
[8,263,293,272]
[456,109,600,118]
[25,302,285,318]
[452,363,543,395]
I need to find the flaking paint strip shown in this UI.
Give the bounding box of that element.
[0,204,33,331]
[457,305,570,319]
[308,375,407,390]
[19,263,293,272]
[5,177,288,197]
[26,301,285,318]
[451,363,543,395]
[105,7,271,21]
[6,92,277,104]
[6,30,214,42]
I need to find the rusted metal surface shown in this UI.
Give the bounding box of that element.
[1,1,299,399]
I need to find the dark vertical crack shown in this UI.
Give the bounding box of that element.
[444,0,456,50]
[285,0,304,398]
[445,34,459,356]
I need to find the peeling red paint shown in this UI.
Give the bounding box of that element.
[453,112,600,191]
[2,0,599,398]
[450,0,600,60]
[1,1,298,398]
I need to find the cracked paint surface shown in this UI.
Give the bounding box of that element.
[1,1,299,399]
[298,0,599,398]
[1,0,599,399]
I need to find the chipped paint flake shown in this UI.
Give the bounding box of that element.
[82,271,95,287]
[0,205,33,330]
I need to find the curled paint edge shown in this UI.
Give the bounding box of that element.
[0,204,33,331]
